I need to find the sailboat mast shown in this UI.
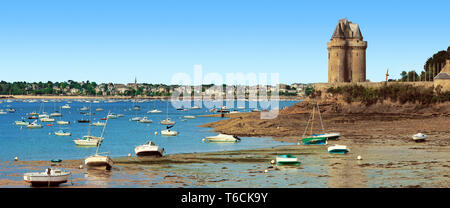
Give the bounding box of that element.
[310,106,315,136]
[95,111,110,155]
[317,103,325,133]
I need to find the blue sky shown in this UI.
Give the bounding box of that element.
[0,0,449,84]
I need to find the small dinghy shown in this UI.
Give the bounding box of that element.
[276,154,300,166]
[327,144,349,154]
[134,141,164,157]
[412,133,427,142]
[23,168,71,186]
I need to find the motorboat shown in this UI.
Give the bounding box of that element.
[27,121,43,129]
[55,130,71,136]
[412,133,427,142]
[23,168,71,186]
[139,117,153,123]
[134,141,164,157]
[327,144,350,154]
[203,134,241,143]
[275,154,301,166]
[73,136,102,146]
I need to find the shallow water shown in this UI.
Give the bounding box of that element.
[0,99,299,161]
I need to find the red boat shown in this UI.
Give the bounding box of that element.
[100,118,108,120]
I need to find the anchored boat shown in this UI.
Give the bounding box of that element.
[301,103,335,145]
[55,130,71,136]
[276,154,300,166]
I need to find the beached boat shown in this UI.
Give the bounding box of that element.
[327,144,350,154]
[15,120,30,126]
[134,141,164,157]
[84,114,113,170]
[412,133,427,142]
[203,134,241,143]
[55,130,72,136]
[23,168,71,187]
[301,103,333,145]
[27,121,43,129]
[276,154,301,166]
[139,117,153,123]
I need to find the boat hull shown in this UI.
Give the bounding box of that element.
[302,137,327,145]
[85,156,113,170]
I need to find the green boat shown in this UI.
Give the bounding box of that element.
[300,103,331,145]
[276,154,301,166]
[301,136,328,145]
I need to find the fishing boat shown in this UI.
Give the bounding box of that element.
[275,154,301,166]
[134,141,164,157]
[301,103,332,145]
[203,134,241,143]
[412,133,427,142]
[15,120,30,126]
[92,121,106,126]
[327,145,349,154]
[55,130,72,136]
[84,113,113,170]
[27,121,43,129]
[23,168,71,187]
[161,125,178,136]
[139,117,153,123]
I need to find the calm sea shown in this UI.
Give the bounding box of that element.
[0,99,299,161]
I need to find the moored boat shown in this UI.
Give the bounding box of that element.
[92,121,106,126]
[57,120,70,125]
[55,130,72,136]
[40,117,55,122]
[15,120,30,126]
[183,115,196,119]
[27,121,43,129]
[134,141,164,157]
[139,117,153,123]
[147,109,162,113]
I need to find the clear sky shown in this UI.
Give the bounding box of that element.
[0,0,449,84]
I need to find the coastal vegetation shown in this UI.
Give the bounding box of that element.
[326,84,450,106]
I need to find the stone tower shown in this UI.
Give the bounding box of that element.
[327,18,367,83]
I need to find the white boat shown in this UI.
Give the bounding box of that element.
[147,109,162,113]
[191,106,201,109]
[40,117,55,122]
[5,108,16,112]
[57,121,70,125]
[327,144,350,154]
[203,134,241,143]
[50,112,62,117]
[15,120,30,126]
[275,154,301,166]
[139,117,153,123]
[160,118,176,125]
[84,154,113,170]
[131,116,142,121]
[38,113,49,118]
[96,108,104,111]
[27,121,43,129]
[93,100,100,103]
[80,106,89,111]
[61,104,71,109]
[134,141,164,157]
[161,129,178,136]
[107,114,118,119]
[92,121,106,126]
[412,133,427,142]
[183,115,196,119]
[311,132,341,140]
[55,130,72,136]
[73,137,101,146]
[23,168,71,186]
[237,106,245,110]
[84,111,113,170]
[0,110,7,115]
